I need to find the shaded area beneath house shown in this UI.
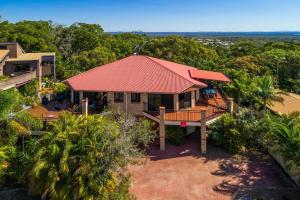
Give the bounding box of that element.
[129,133,299,200]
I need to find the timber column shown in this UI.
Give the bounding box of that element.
[159,106,166,151]
[82,98,89,116]
[227,98,234,114]
[200,109,207,154]
[70,89,74,104]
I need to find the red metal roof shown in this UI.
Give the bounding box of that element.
[66,55,229,94]
[189,69,231,82]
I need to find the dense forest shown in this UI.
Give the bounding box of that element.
[1,19,300,94]
[1,19,300,199]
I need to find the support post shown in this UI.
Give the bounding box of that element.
[196,89,200,101]
[173,94,179,111]
[159,106,166,151]
[70,89,74,104]
[227,98,234,114]
[79,91,83,102]
[191,90,196,107]
[201,109,207,154]
[125,92,128,117]
[82,98,88,116]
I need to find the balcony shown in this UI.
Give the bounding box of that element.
[0,71,36,90]
[143,93,228,126]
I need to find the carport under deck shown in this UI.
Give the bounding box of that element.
[143,97,233,153]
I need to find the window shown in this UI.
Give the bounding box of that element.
[131,93,141,103]
[114,92,124,103]
[41,60,54,66]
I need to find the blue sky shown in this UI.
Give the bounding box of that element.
[0,0,300,32]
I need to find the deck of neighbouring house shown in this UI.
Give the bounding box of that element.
[28,100,73,121]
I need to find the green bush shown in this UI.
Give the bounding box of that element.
[166,126,184,146]
[19,80,39,97]
[53,82,68,94]
[15,111,43,131]
[0,75,8,81]
[209,108,267,153]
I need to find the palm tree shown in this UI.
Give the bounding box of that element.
[28,112,154,200]
[253,75,283,109]
[267,113,300,168]
[226,70,255,106]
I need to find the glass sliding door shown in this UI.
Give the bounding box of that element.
[179,92,191,109]
[148,94,174,112]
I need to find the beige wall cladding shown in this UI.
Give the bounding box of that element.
[108,92,148,115]
[42,65,53,76]
[6,44,23,58]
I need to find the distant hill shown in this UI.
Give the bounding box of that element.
[110,31,300,39]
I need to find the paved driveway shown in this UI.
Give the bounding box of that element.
[129,133,295,200]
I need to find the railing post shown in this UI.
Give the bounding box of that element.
[200,109,207,154]
[82,98,88,116]
[159,106,166,151]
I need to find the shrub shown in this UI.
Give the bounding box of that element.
[14,111,43,131]
[166,126,184,146]
[7,120,29,136]
[19,80,39,97]
[209,113,241,153]
[0,75,8,81]
[209,108,267,153]
[53,82,68,94]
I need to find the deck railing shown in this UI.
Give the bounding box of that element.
[145,106,226,122]
[0,71,36,90]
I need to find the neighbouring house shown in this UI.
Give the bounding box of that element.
[0,42,56,91]
[66,55,232,152]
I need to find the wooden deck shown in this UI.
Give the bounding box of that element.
[146,95,228,122]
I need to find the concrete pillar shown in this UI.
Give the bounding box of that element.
[191,90,196,107]
[227,98,234,114]
[159,106,166,151]
[173,94,179,111]
[82,98,88,116]
[200,109,207,154]
[79,91,83,102]
[70,89,74,103]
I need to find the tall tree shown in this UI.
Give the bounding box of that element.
[28,112,155,199]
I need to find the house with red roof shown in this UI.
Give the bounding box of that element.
[66,55,232,152]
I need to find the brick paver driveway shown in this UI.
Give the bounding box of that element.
[129,133,295,200]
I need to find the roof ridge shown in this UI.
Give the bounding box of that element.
[143,55,197,86]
